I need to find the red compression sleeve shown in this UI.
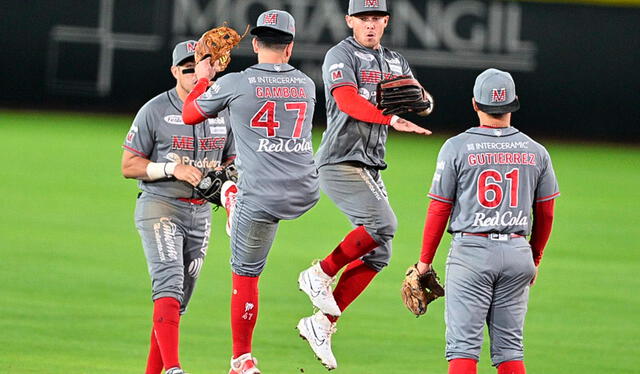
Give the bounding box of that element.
[182,78,210,125]
[420,199,453,264]
[529,199,555,266]
[332,85,394,125]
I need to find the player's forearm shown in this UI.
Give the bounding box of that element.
[420,199,453,264]
[121,151,176,181]
[182,78,210,125]
[529,199,555,266]
[332,85,394,125]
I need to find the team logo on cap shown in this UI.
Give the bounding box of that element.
[364,0,380,7]
[264,13,278,25]
[491,88,507,103]
[186,42,196,52]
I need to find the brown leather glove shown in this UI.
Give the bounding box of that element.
[194,24,249,71]
[401,264,445,317]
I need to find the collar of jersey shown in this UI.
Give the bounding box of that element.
[465,126,520,137]
[249,63,295,73]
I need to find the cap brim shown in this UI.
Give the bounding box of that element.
[250,26,293,37]
[476,97,520,114]
[349,10,390,16]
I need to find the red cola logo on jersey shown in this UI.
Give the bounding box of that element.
[472,211,528,227]
[256,138,313,153]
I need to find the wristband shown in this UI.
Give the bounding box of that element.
[390,115,400,125]
[146,162,177,180]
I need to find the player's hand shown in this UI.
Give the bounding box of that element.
[416,261,432,275]
[173,164,203,186]
[195,57,217,82]
[530,266,539,286]
[391,117,432,135]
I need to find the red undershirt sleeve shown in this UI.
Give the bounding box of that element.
[420,199,453,264]
[182,78,210,125]
[332,85,394,125]
[529,199,555,266]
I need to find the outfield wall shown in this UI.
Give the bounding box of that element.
[1,0,638,141]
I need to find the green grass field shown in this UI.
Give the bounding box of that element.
[1,110,639,374]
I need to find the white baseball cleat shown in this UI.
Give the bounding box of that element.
[165,367,187,374]
[298,262,341,316]
[221,180,238,237]
[297,311,338,370]
[228,353,260,374]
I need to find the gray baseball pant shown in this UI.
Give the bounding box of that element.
[318,162,398,271]
[444,235,536,366]
[135,192,211,314]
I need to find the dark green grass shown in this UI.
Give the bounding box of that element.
[1,110,639,373]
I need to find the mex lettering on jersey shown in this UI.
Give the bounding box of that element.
[360,70,397,84]
[171,136,226,151]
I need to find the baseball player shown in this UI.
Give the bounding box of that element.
[296,0,431,370]
[182,10,318,374]
[414,68,559,374]
[121,41,236,374]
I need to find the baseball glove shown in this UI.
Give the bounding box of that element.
[376,76,434,116]
[195,165,238,206]
[401,264,445,317]
[194,24,249,71]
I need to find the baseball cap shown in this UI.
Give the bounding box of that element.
[172,40,197,66]
[348,0,389,16]
[250,10,295,41]
[473,68,520,114]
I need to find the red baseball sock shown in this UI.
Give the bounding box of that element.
[320,226,378,277]
[448,358,477,374]
[145,326,163,374]
[152,297,181,371]
[497,360,526,374]
[231,272,260,358]
[325,260,378,323]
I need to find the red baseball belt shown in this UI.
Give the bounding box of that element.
[177,197,208,205]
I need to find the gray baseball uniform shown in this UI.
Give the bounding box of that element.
[429,126,559,365]
[194,63,319,276]
[314,37,413,271]
[124,88,234,312]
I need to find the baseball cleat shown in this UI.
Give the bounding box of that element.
[221,181,238,237]
[228,353,260,374]
[165,367,187,374]
[297,311,338,370]
[298,262,341,316]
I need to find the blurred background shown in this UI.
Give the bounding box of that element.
[1,1,639,374]
[2,0,639,140]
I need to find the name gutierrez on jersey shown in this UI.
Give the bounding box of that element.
[467,152,536,166]
[257,138,313,153]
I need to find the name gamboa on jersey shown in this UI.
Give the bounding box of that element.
[195,63,319,219]
[429,127,559,235]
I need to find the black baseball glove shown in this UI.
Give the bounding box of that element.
[195,165,238,206]
[376,75,434,116]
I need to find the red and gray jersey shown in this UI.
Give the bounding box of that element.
[315,36,413,170]
[429,126,559,235]
[194,63,319,219]
[123,88,235,198]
